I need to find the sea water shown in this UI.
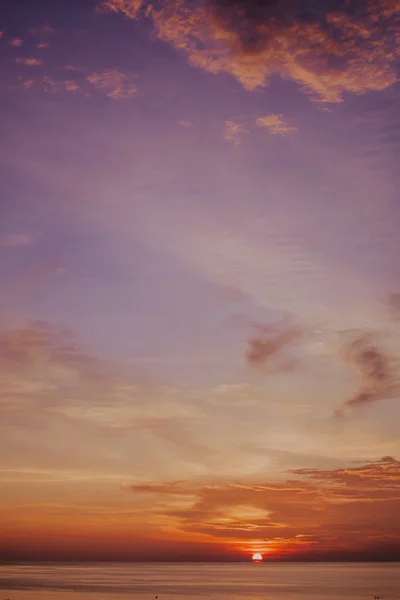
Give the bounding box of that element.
[1,562,399,600]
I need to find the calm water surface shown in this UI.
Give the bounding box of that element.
[1,563,399,600]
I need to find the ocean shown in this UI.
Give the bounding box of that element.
[1,562,399,600]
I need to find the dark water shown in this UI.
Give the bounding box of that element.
[1,563,399,600]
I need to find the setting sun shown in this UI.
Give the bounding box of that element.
[252,553,263,562]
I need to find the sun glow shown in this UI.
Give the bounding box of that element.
[252,553,263,562]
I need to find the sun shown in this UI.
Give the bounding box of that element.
[252,553,263,562]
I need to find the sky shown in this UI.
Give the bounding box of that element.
[0,0,400,562]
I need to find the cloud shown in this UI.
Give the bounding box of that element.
[124,456,400,557]
[224,120,247,145]
[28,76,84,95]
[290,455,400,488]
[122,480,194,495]
[336,332,400,415]
[245,321,303,371]
[86,69,137,99]
[39,75,58,92]
[2,321,360,480]
[9,38,23,47]
[0,323,398,559]
[52,400,201,428]
[0,322,253,479]
[63,80,80,93]
[33,29,52,47]
[0,321,201,445]
[256,114,297,136]
[388,293,400,318]
[0,321,99,387]
[16,57,42,67]
[16,69,137,99]
[100,0,400,103]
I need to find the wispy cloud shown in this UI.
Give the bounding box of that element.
[16,57,42,67]
[21,78,33,88]
[86,69,137,99]
[224,120,247,146]
[9,38,23,47]
[0,321,98,388]
[336,332,400,416]
[0,321,200,437]
[63,80,80,92]
[16,69,138,99]
[245,321,303,372]
[256,114,297,136]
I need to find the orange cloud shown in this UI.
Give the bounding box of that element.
[100,0,400,103]
[16,57,42,67]
[124,457,400,559]
[9,38,23,47]
[86,69,137,99]
[17,69,137,99]
[0,320,398,560]
[64,80,80,92]
[224,120,247,145]
[1,458,398,561]
[29,77,82,95]
[256,114,297,136]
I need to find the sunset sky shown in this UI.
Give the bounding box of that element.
[1,0,400,562]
